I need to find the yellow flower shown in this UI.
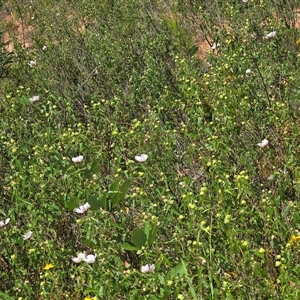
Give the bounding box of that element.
[289,235,300,245]
[84,296,96,300]
[43,263,54,270]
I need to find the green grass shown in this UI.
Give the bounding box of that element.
[1,0,300,299]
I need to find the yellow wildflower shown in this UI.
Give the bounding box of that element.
[43,263,54,270]
[289,235,300,245]
[84,296,96,300]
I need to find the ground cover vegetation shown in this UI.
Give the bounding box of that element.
[1,0,300,299]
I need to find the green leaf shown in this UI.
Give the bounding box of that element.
[81,238,97,248]
[65,196,78,210]
[131,228,147,249]
[148,223,158,246]
[89,161,101,173]
[82,168,93,180]
[11,233,24,247]
[87,194,101,210]
[108,181,120,205]
[81,161,101,181]
[14,159,23,171]
[111,179,132,206]
[111,191,121,205]
[167,263,186,279]
[109,181,119,193]
[143,221,151,238]
[186,276,197,300]
[119,179,131,199]
[121,242,139,251]
[0,291,13,299]
[99,193,107,210]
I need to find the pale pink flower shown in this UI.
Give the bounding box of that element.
[29,96,40,103]
[211,42,220,50]
[23,231,33,240]
[72,155,83,163]
[135,154,148,162]
[72,252,96,264]
[141,264,155,273]
[28,60,36,67]
[74,202,90,214]
[72,252,86,263]
[83,254,96,264]
[257,139,269,148]
[265,31,276,39]
[0,218,10,227]
[200,257,206,264]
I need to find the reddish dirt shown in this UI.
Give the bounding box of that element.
[196,36,212,60]
[295,9,300,28]
[1,10,34,51]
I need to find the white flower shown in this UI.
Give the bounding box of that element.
[72,252,96,264]
[265,31,276,39]
[245,69,251,74]
[72,252,86,263]
[83,254,96,264]
[141,264,155,273]
[135,154,148,163]
[77,252,86,260]
[42,46,47,51]
[242,0,247,2]
[28,60,36,67]
[74,202,90,214]
[29,95,40,103]
[200,257,206,264]
[71,257,82,263]
[257,139,269,148]
[0,218,10,227]
[23,231,33,240]
[211,42,220,50]
[72,155,83,163]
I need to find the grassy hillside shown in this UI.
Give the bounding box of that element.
[1,0,300,299]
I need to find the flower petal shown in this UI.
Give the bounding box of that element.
[23,231,33,240]
[74,207,85,214]
[74,203,90,214]
[135,154,148,162]
[0,218,10,227]
[257,139,269,148]
[72,155,84,163]
[29,95,40,103]
[77,252,86,259]
[72,257,82,263]
[141,264,155,273]
[28,60,36,67]
[82,202,91,211]
[83,254,96,264]
[266,31,276,39]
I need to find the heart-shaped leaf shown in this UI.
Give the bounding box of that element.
[121,242,139,251]
[87,194,101,210]
[119,179,131,200]
[148,223,158,246]
[132,228,147,249]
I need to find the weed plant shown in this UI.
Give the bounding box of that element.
[1,0,300,299]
